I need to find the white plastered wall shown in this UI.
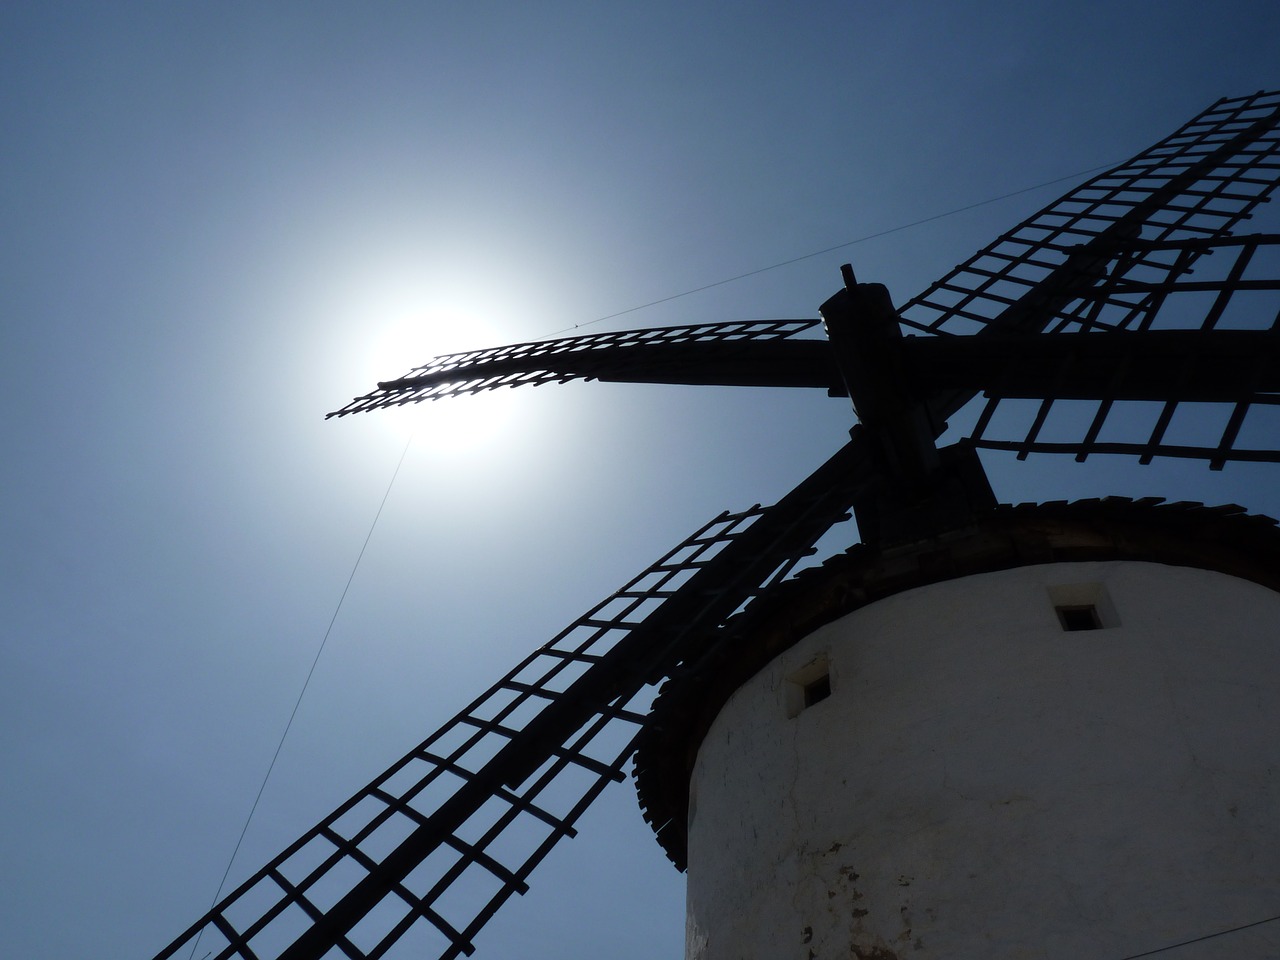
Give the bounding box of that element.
[684,560,1280,959]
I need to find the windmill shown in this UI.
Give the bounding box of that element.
[153,90,1280,960]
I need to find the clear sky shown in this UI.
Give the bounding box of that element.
[2,3,1278,958]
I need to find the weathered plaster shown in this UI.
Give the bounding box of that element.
[684,561,1280,959]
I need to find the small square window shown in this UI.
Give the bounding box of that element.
[1056,604,1101,631]
[1047,582,1118,630]
[785,655,832,718]
[803,673,832,707]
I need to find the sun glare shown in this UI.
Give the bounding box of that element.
[359,308,516,453]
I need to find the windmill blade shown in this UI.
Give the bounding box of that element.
[921,327,1280,468]
[325,319,836,418]
[908,233,1280,398]
[151,437,870,960]
[899,90,1280,345]
[917,233,1280,469]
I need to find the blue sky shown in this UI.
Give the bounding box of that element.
[2,3,1278,958]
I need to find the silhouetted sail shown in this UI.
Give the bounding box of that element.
[152,440,870,960]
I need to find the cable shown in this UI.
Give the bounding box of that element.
[186,433,415,960]
[547,160,1117,336]
[1114,912,1280,959]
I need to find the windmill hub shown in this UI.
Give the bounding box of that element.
[820,267,999,546]
[821,268,941,488]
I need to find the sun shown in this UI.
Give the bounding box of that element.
[358,308,516,453]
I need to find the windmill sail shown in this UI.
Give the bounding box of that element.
[325,319,834,418]
[899,89,1280,340]
[952,234,1280,467]
[903,88,1280,464]
[152,440,870,960]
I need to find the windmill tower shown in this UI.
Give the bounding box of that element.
[635,498,1280,958]
[153,90,1280,960]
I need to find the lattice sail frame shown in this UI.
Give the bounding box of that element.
[896,89,1280,468]
[326,319,825,417]
[153,440,867,960]
[958,234,1280,467]
[898,90,1280,337]
[156,92,1280,960]
[153,510,760,960]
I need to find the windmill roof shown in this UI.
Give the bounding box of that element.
[632,496,1280,870]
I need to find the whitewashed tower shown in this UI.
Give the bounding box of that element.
[635,500,1280,958]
